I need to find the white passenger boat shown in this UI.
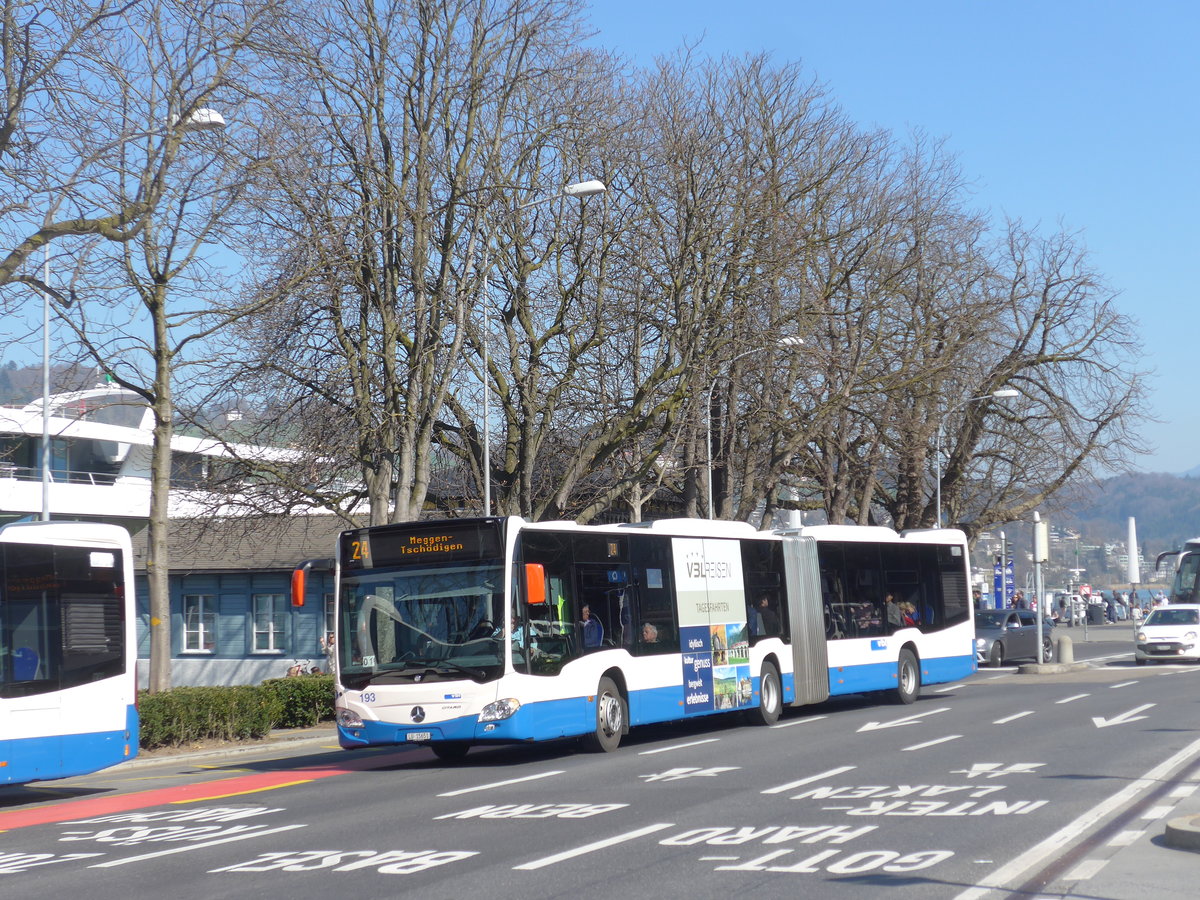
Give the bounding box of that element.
[0,381,298,525]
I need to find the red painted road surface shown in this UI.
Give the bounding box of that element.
[0,750,417,832]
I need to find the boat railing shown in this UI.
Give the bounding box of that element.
[0,463,124,486]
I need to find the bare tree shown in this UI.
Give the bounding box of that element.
[228,0,593,525]
[924,221,1148,540]
[32,0,277,692]
[0,0,258,294]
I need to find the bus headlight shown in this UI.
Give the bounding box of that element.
[479,698,521,722]
[336,708,365,729]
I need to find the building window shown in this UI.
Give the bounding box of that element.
[252,593,286,653]
[183,594,216,653]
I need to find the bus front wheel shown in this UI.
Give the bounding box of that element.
[894,648,920,705]
[746,661,782,726]
[582,676,625,753]
[430,741,471,762]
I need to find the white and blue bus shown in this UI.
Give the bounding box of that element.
[295,517,974,758]
[0,521,138,784]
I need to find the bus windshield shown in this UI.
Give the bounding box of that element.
[339,561,505,688]
[1172,552,1200,603]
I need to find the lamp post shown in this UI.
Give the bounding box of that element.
[36,108,226,522]
[934,387,1019,528]
[705,337,803,519]
[477,179,606,516]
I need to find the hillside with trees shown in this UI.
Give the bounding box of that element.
[1058,472,1200,552]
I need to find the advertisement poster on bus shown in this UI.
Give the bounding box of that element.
[673,538,751,713]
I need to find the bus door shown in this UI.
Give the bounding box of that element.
[574,563,629,650]
[0,573,64,782]
[782,536,830,706]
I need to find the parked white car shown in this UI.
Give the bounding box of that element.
[1134,604,1200,664]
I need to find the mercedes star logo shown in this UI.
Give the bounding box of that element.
[411,706,426,723]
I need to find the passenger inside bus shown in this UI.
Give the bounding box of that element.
[581,604,604,649]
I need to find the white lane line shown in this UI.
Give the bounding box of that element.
[1109,681,1139,689]
[953,733,1200,900]
[935,684,968,693]
[1056,693,1091,704]
[1141,805,1174,820]
[771,715,827,728]
[514,823,675,870]
[1171,784,1198,798]
[994,711,1035,725]
[1107,830,1144,847]
[639,738,721,755]
[438,770,564,797]
[1062,858,1109,881]
[761,765,857,795]
[90,824,307,868]
[1086,653,1136,664]
[901,735,962,752]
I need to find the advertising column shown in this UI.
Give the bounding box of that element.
[673,538,751,714]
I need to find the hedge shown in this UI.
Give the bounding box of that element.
[138,675,335,749]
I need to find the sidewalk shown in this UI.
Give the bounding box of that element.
[1009,619,1200,898]
[127,723,339,769]
[1046,755,1200,900]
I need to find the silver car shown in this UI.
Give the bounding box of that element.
[975,609,1054,667]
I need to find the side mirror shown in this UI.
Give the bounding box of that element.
[291,561,312,607]
[525,563,547,606]
[290,557,333,607]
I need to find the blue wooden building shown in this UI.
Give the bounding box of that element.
[132,516,343,686]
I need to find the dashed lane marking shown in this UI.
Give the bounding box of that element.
[513,823,675,870]
[639,739,721,755]
[437,770,564,797]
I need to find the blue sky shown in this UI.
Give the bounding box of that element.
[584,0,1198,474]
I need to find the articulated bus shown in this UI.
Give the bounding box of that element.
[0,521,138,784]
[294,516,974,758]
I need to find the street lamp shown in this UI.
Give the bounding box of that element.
[478,179,607,516]
[706,337,803,519]
[934,387,1019,528]
[37,108,226,520]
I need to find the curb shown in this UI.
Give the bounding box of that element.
[127,728,337,769]
[1164,814,1200,852]
[1015,662,1090,675]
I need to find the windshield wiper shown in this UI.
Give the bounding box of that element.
[426,659,489,681]
[371,658,490,682]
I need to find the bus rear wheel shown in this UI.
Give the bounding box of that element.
[582,676,625,753]
[746,661,782,726]
[894,648,920,705]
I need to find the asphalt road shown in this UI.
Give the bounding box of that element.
[2,624,1197,900]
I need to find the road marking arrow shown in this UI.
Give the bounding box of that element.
[1092,703,1156,729]
[639,766,740,782]
[857,707,951,732]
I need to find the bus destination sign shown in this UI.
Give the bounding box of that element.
[340,521,503,569]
